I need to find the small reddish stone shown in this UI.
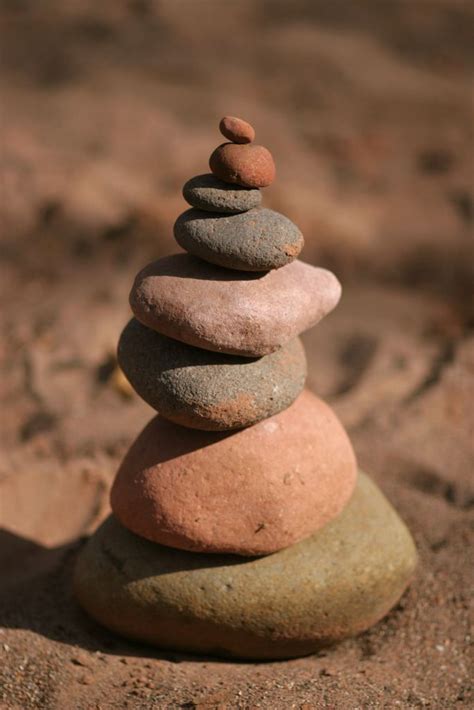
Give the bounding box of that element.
[210,143,276,188]
[219,116,255,144]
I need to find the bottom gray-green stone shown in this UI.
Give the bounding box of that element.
[74,473,417,660]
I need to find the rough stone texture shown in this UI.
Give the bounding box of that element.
[174,207,304,271]
[130,254,341,356]
[118,319,307,430]
[77,473,416,660]
[209,143,276,188]
[219,116,255,144]
[182,173,261,213]
[110,390,357,555]
[1,3,472,706]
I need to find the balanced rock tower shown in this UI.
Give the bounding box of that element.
[74,117,417,659]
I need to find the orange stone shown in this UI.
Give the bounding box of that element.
[110,390,358,556]
[219,116,255,144]
[209,143,276,188]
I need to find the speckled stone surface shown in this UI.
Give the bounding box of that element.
[118,319,307,430]
[109,390,357,555]
[174,207,304,271]
[129,254,341,357]
[209,143,275,188]
[182,174,261,214]
[75,473,417,660]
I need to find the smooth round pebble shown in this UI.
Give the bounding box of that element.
[209,143,275,188]
[75,473,417,659]
[219,116,255,144]
[110,390,357,555]
[130,254,341,356]
[174,207,304,271]
[182,174,261,214]
[118,319,307,430]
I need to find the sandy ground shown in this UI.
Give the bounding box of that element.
[0,1,473,708]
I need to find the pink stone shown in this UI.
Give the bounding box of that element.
[129,254,342,357]
[110,390,358,556]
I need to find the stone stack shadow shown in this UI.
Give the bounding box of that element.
[74,117,417,660]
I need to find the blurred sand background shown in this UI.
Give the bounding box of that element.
[0,1,473,707]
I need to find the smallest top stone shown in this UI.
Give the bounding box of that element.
[219,116,255,144]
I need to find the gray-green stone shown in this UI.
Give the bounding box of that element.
[74,473,417,660]
[174,207,304,271]
[118,319,307,430]
[183,173,261,213]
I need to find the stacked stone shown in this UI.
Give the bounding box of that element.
[74,117,417,660]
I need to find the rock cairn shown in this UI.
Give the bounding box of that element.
[74,117,417,660]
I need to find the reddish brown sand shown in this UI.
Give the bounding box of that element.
[0,1,473,708]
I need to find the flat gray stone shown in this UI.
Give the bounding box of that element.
[118,319,307,430]
[174,207,304,271]
[183,173,261,213]
[130,254,341,357]
[74,473,417,660]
